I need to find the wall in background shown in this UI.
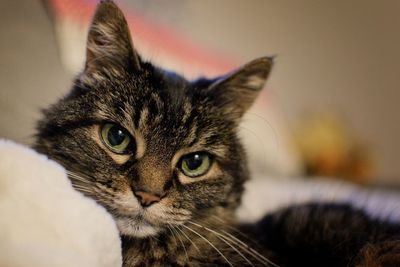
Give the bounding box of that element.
[0,0,399,182]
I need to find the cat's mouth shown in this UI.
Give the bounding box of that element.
[101,191,191,238]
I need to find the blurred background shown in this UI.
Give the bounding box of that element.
[0,0,399,186]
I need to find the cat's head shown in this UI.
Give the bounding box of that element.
[35,0,272,238]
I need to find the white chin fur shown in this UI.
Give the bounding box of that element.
[116,218,161,238]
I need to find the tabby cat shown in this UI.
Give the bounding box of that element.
[35,1,400,266]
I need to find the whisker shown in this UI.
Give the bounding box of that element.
[210,215,273,260]
[149,235,162,243]
[71,183,92,189]
[181,224,233,267]
[187,221,255,266]
[171,225,189,262]
[66,171,86,178]
[176,226,201,254]
[187,211,276,266]
[68,175,90,184]
[66,173,98,193]
[167,225,178,246]
[211,215,259,245]
[71,182,93,189]
[72,186,93,194]
[220,229,279,267]
[66,170,95,183]
[187,218,278,267]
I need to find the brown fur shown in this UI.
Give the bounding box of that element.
[35,1,272,266]
[356,241,400,267]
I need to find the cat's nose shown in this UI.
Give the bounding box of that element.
[133,191,162,207]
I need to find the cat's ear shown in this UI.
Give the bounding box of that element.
[81,0,141,83]
[208,57,273,120]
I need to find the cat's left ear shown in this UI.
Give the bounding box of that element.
[82,0,141,83]
[208,57,273,120]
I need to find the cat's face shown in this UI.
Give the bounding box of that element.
[35,1,272,238]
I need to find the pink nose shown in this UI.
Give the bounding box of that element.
[134,191,161,207]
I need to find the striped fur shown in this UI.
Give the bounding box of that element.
[35,1,272,266]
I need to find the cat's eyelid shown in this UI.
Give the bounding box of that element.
[171,145,227,171]
[91,124,146,165]
[90,124,131,164]
[99,121,146,160]
[171,148,209,170]
[176,158,222,185]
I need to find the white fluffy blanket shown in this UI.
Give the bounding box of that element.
[0,140,122,267]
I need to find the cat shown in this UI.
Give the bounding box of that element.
[34,1,400,266]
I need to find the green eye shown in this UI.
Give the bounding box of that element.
[100,123,134,154]
[180,152,212,178]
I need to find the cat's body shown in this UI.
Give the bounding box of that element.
[243,203,400,267]
[34,1,400,266]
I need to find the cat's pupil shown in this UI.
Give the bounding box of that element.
[186,154,203,170]
[107,126,126,146]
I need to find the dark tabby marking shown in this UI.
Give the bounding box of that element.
[35,1,400,266]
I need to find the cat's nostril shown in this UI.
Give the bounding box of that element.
[133,191,162,207]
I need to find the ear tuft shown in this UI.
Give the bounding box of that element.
[82,0,140,82]
[229,56,274,91]
[208,56,274,119]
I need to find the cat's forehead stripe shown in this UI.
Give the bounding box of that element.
[138,107,149,130]
[181,100,193,124]
[121,102,136,131]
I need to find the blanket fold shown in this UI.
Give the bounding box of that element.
[0,139,122,267]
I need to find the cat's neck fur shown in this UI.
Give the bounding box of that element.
[121,214,246,267]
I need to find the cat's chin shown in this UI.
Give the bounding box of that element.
[116,217,162,238]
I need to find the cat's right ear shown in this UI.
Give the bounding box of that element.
[81,0,141,83]
[206,57,273,121]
